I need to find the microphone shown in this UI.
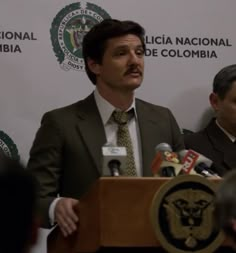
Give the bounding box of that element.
[178,150,213,168]
[151,143,181,177]
[161,166,176,177]
[177,149,199,175]
[155,143,173,152]
[196,162,221,178]
[102,143,127,176]
[178,149,221,178]
[151,143,172,176]
[194,164,214,177]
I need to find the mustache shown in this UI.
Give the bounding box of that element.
[124,66,142,76]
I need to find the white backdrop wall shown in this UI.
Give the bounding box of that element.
[1,1,236,252]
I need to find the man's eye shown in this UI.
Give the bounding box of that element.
[117,51,126,56]
[113,51,126,57]
[136,49,144,56]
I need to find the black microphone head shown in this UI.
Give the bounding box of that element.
[108,160,121,176]
[194,164,204,174]
[198,162,209,170]
[194,164,214,177]
[108,160,121,170]
[198,162,218,176]
[161,166,176,177]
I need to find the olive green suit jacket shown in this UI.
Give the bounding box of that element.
[27,93,184,227]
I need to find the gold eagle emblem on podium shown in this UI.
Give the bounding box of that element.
[150,175,224,253]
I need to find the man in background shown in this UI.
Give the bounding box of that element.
[185,64,236,176]
[27,18,184,237]
[0,152,39,253]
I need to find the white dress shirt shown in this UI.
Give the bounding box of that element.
[94,88,142,176]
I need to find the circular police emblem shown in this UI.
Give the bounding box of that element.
[50,2,111,71]
[0,130,19,160]
[150,175,224,253]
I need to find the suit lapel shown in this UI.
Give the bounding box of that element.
[136,100,159,176]
[74,96,176,177]
[75,93,106,175]
[206,120,236,169]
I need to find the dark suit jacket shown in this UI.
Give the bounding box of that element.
[184,119,236,176]
[27,93,184,227]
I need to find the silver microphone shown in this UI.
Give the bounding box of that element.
[102,143,127,176]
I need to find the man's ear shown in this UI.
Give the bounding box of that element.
[86,58,101,75]
[209,92,220,112]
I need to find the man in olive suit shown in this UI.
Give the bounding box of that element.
[27,19,184,237]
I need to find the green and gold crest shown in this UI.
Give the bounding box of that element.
[50,2,111,71]
[0,130,19,160]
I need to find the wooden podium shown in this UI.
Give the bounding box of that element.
[47,177,226,253]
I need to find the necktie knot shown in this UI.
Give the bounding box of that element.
[112,111,129,125]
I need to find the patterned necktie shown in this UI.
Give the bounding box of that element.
[112,110,137,176]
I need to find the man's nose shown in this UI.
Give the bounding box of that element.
[128,51,139,65]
